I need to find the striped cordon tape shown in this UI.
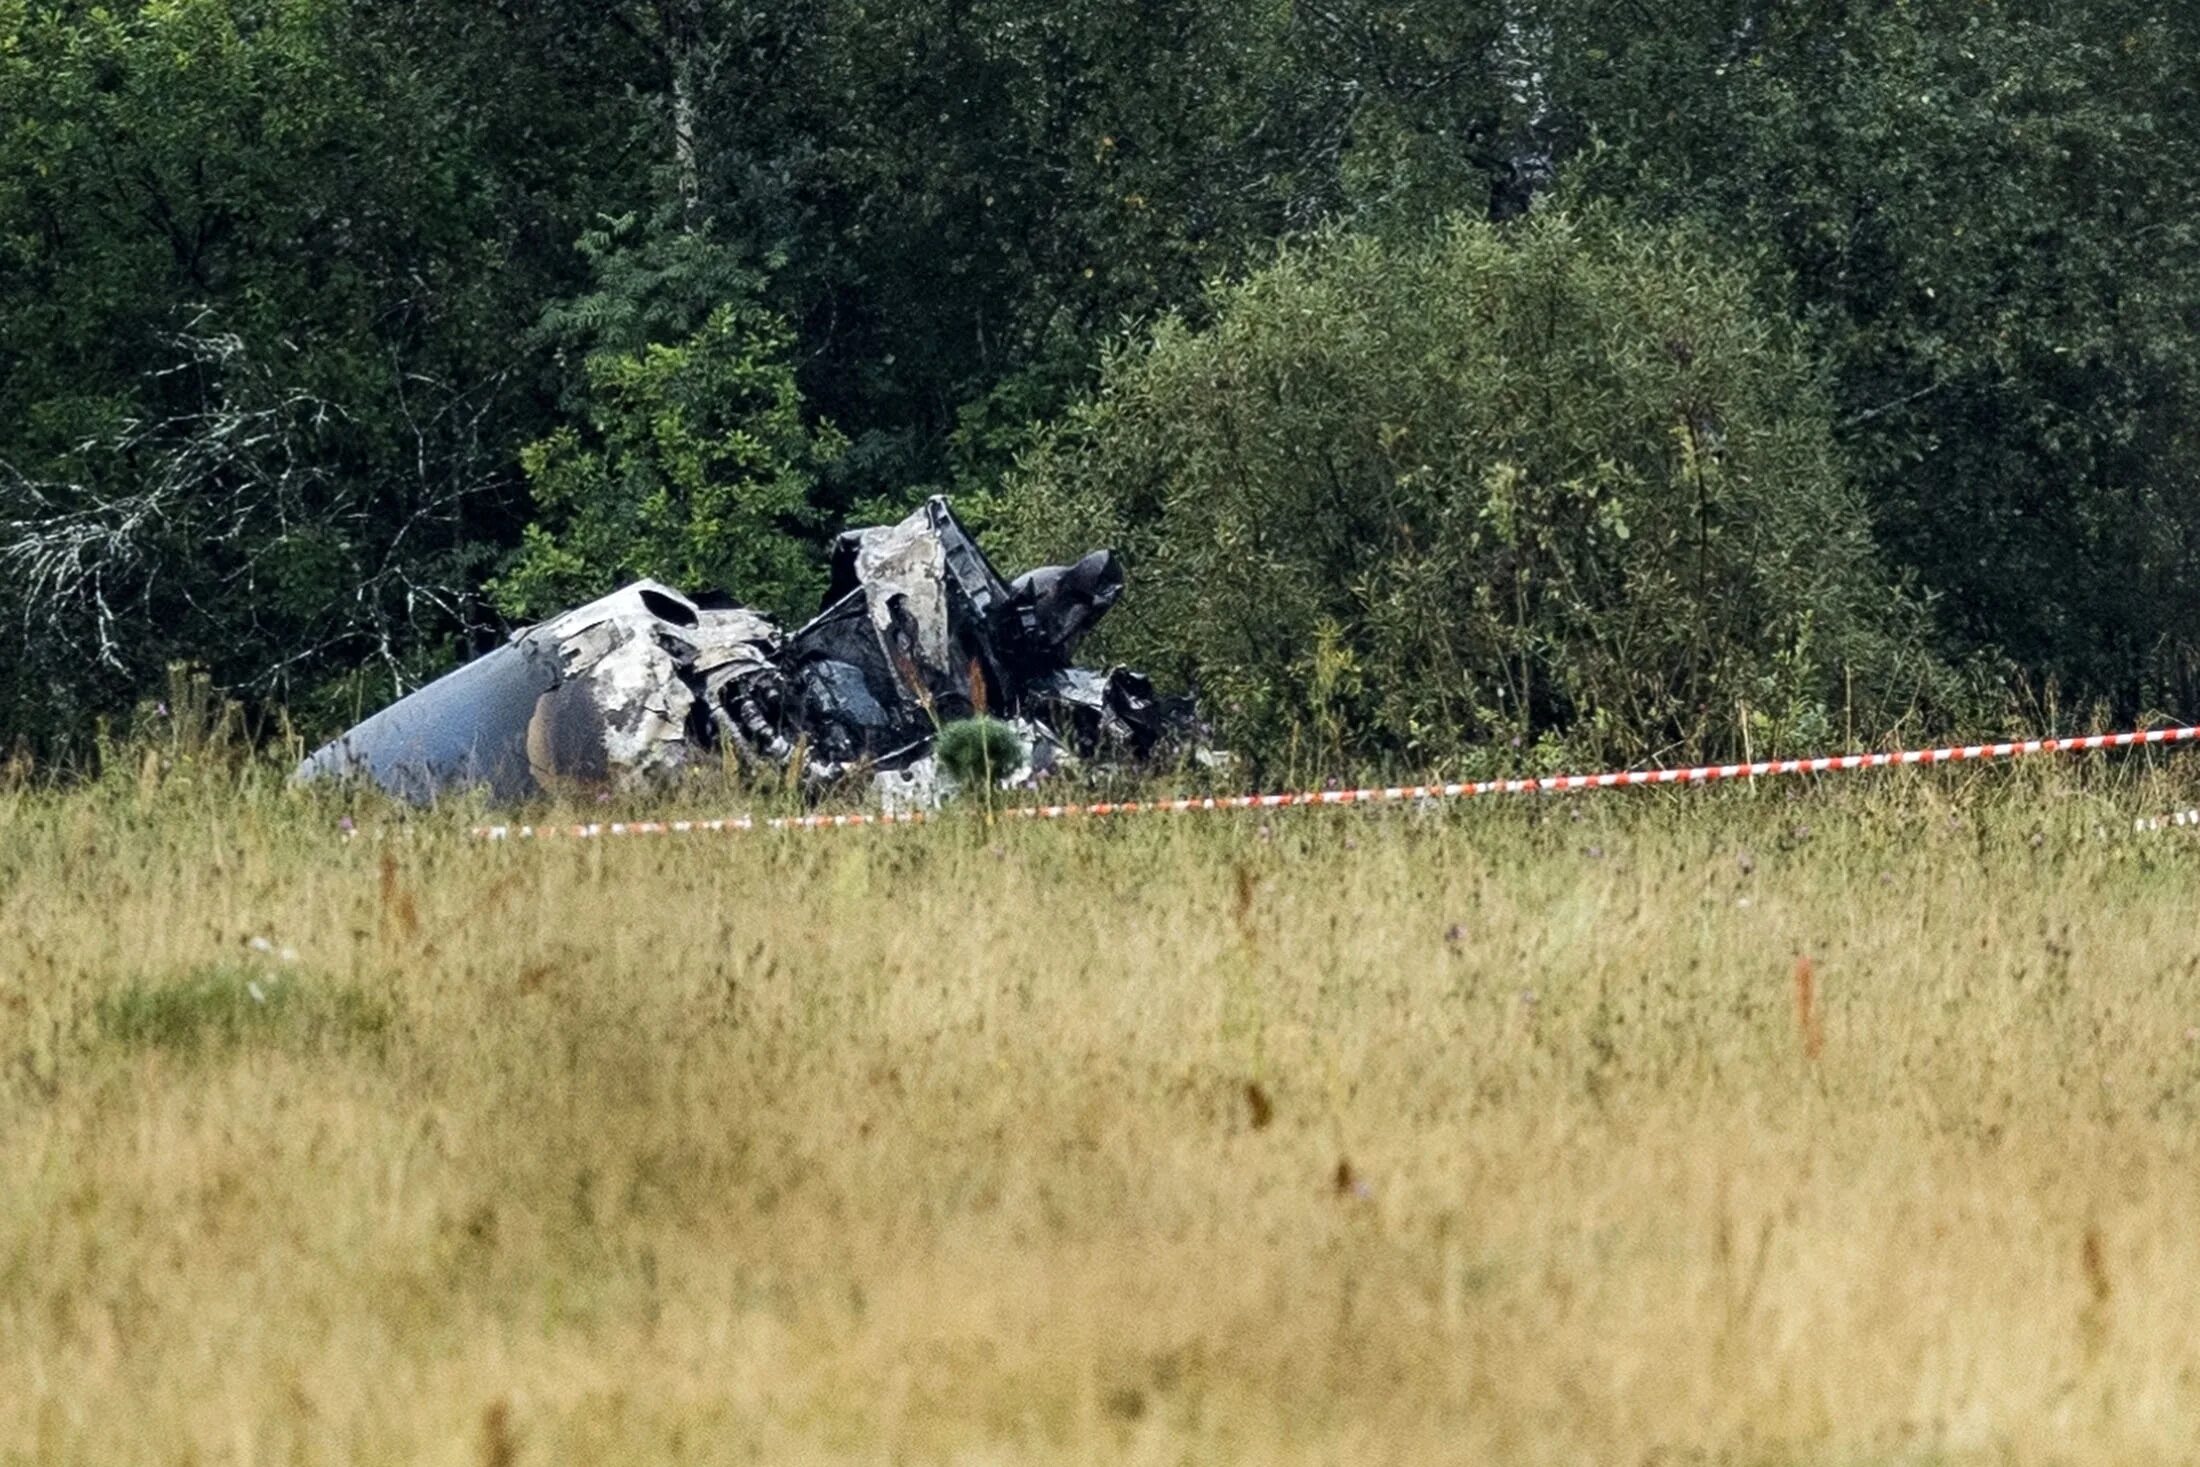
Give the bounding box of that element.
[470,724,2200,841]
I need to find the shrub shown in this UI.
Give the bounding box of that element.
[935,717,1025,790]
[1006,210,1947,773]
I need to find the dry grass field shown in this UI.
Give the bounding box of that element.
[5,755,2200,1464]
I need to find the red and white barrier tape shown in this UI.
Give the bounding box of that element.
[469,725,2200,841]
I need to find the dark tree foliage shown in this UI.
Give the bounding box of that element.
[1555,0,2200,715]
[0,0,639,741]
[0,0,2192,759]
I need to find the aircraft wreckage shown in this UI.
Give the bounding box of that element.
[297,497,1198,805]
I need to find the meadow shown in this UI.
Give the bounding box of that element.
[4,751,2200,1465]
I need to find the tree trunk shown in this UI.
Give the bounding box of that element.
[1490,2,1554,221]
[664,0,705,229]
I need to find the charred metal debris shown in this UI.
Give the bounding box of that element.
[297,497,1202,806]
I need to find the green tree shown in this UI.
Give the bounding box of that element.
[9,0,2191,758]
[658,0,1556,512]
[493,304,841,622]
[0,0,617,744]
[1554,0,2200,715]
[1008,211,1945,771]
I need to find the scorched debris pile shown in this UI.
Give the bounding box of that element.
[297,498,1193,803]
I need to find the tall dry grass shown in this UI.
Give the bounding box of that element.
[4,753,2200,1464]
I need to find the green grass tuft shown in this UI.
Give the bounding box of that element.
[96,964,392,1055]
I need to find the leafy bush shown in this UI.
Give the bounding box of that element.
[1007,210,1948,773]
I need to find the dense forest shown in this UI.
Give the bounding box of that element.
[2,1,2195,769]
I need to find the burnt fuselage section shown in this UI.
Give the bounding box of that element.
[297,497,1187,803]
